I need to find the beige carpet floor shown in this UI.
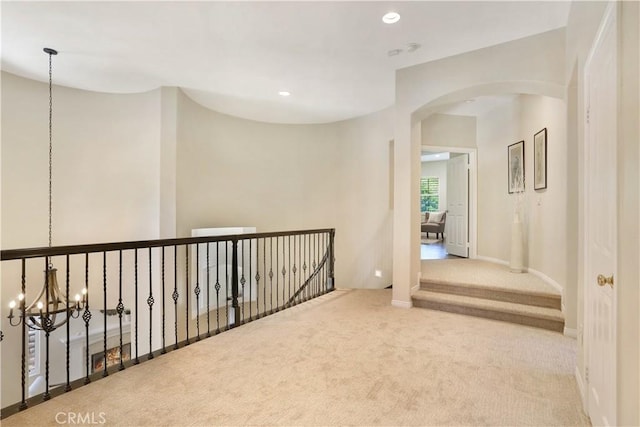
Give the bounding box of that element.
[421,259,560,295]
[3,289,589,427]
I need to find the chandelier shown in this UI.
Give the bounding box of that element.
[7,48,86,332]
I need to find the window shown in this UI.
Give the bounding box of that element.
[420,177,440,212]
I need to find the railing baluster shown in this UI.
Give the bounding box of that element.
[195,243,200,340]
[276,237,279,311]
[249,239,253,320]
[292,235,297,306]
[20,259,27,409]
[262,238,266,317]
[206,243,211,337]
[148,247,154,358]
[269,238,274,313]
[215,242,220,334]
[134,249,139,364]
[83,254,91,385]
[65,254,71,391]
[161,246,166,354]
[225,243,229,328]
[316,233,319,296]
[281,237,286,308]
[185,244,190,345]
[43,257,51,401]
[118,250,125,370]
[240,240,246,323]
[302,234,307,302]
[288,236,292,306]
[329,230,335,290]
[173,245,179,350]
[231,239,240,327]
[102,252,108,378]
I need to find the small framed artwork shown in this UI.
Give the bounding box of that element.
[534,128,547,190]
[508,140,525,193]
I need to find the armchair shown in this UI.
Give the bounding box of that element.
[421,211,447,239]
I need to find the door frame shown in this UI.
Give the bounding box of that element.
[582,1,618,423]
[421,145,477,258]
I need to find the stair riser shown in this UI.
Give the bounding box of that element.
[420,281,561,310]
[413,298,564,333]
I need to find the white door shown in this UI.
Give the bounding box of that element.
[445,154,469,257]
[584,4,617,426]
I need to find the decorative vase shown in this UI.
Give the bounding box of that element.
[510,211,524,273]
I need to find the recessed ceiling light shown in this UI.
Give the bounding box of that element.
[278,91,291,97]
[387,49,402,57]
[407,43,421,53]
[382,12,400,24]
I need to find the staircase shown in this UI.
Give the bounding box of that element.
[413,279,564,332]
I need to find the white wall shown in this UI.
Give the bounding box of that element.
[175,90,340,237]
[334,109,394,289]
[519,95,567,300]
[476,94,567,306]
[421,114,476,149]
[176,91,394,289]
[476,96,521,262]
[1,72,161,248]
[421,160,447,213]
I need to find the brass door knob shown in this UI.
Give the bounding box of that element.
[597,274,614,288]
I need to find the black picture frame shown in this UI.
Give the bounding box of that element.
[508,140,525,194]
[534,128,547,190]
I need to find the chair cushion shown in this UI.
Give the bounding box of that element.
[427,211,445,223]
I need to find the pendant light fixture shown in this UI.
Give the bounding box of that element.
[7,48,86,332]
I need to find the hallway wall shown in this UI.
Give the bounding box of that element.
[475,94,568,323]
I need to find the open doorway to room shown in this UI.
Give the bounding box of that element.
[420,148,477,260]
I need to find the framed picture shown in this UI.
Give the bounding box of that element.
[508,140,525,193]
[534,128,547,190]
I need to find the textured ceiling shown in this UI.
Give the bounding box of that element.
[1,1,571,124]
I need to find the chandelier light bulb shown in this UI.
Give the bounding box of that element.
[75,294,81,302]
[9,300,16,309]
[82,288,87,295]
[18,293,24,301]
[37,301,44,310]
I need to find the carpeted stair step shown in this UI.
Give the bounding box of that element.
[412,290,564,332]
[420,279,561,309]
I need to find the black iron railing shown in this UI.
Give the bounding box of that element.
[0,228,335,418]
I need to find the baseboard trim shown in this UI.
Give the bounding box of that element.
[564,327,578,338]
[475,256,564,298]
[411,284,420,294]
[526,267,563,294]
[475,256,508,266]
[392,299,412,309]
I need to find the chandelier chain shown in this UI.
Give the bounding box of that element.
[48,50,53,249]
